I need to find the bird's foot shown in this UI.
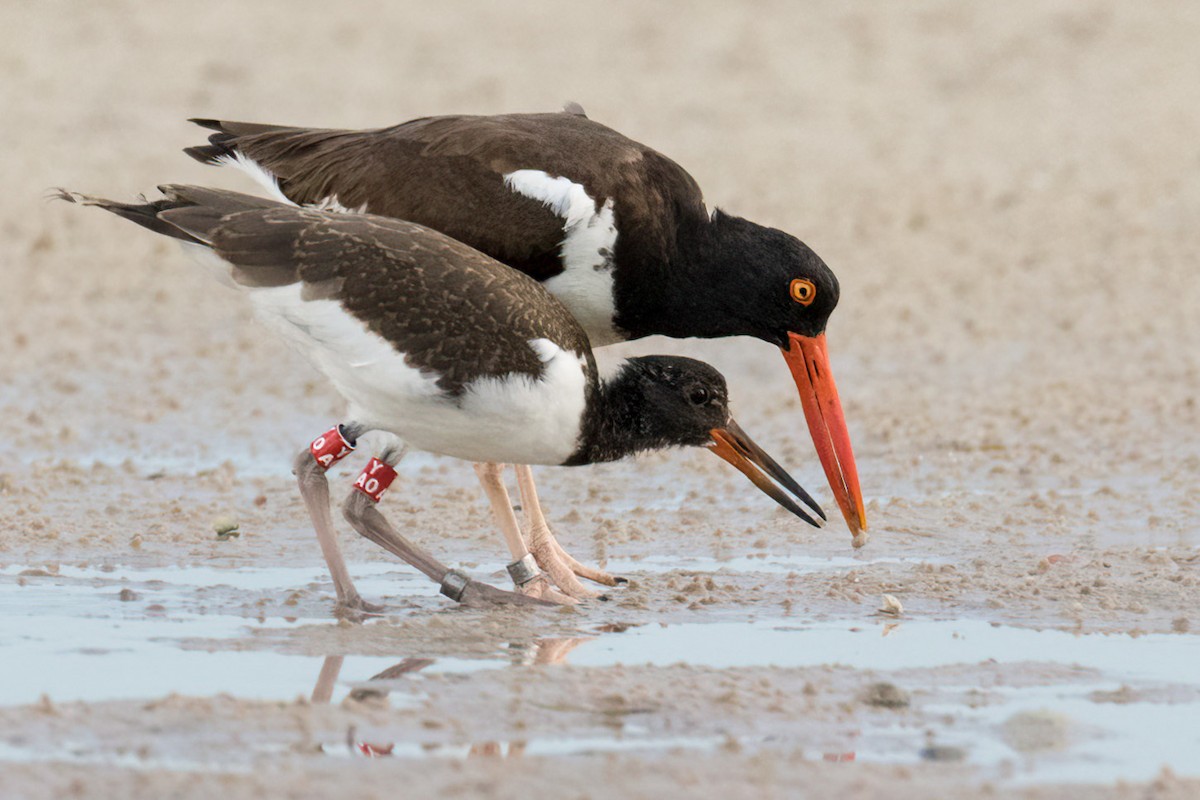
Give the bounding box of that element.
[528,525,628,587]
[441,569,557,608]
[334,593,387,620]
[514,570,578,605]
[526,525,625,593]
[527,536,601,599]
[562,550,627,588]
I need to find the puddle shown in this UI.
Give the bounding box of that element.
[319,734,728,760]
[602,553,946,575]
[0,562,433,596]
[919,687,1200,786]
[0,740,257,775]
[0,564,423,705]
[2,564,1198,786]
[566,619,1200,685]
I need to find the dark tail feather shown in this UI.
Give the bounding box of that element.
[53,189,202,243]
[183,141,231,166]
[188,118,291,137]
[55,185,285,245]
[183,132,240,166]
[188,117,228,133]
[185,118,294,165]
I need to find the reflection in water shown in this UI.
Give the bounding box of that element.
[310,636,593,703]
[504,636,593,667]
[312,637,592,758]
[310,655,344,704]
[4,561,1198,787]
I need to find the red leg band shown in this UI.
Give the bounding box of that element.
[354,457,398,502]
[310,425,355,470]
[357,741,394,757]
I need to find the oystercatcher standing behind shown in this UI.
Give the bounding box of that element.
[185,105,867,603]
[60,186,825,609]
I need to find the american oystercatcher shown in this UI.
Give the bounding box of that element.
[60,185,824,608]
[184,106,867,600]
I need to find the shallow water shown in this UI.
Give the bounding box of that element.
[2,563,1198,785]
[601,553,949,576]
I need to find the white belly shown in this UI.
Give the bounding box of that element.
[249,284,587,465]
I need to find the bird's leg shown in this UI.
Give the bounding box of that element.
[532,637,593,665]
[473,463,575,605]
[342,447,553,608]
[294,424,382,616]
[512,465,598,598]
[311,655,345,704]
[514,465,625,591]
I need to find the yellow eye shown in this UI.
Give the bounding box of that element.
[790,278,816,306]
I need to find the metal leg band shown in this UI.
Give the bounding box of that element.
[439,569,470,602]
[505,553,540,587]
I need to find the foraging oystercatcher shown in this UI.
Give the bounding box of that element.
[60,185,824,608]
[184,105,867,599]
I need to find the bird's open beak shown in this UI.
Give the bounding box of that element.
[782,332,867,537]
[708,420,826,528]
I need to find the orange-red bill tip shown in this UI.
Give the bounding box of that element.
[708,420,826,528]
[783,333,867,538]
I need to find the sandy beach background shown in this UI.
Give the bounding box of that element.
[1,2,1198,797]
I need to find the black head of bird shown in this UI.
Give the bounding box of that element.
[674,211,865,538]
[580,355,826,528]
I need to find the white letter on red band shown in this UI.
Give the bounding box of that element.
[353,458,397,502]
[310,425,355,470]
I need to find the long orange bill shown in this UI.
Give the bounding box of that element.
[708,420,826,528]
[782,332,867,537]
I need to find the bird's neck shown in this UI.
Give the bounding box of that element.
[613,212,774,343]
[564,361,669,466]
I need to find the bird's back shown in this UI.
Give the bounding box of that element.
[187,111,709,285]
[63,186,600,463]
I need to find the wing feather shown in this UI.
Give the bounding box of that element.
[209,206,592,396]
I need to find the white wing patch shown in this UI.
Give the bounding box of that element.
[214,152,367,214]
[504,169,623,346]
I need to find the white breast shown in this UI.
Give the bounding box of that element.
[247,283,587,465]
[504,169,624,346]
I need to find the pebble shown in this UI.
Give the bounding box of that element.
[861,681,910,709]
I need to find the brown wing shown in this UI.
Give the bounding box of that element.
[186,112,709,279]
[185,205,593,396]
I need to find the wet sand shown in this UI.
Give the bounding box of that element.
[2,2,1199,797]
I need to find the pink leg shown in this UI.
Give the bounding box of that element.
[293,448,383,615]
[340,451,555,607]
[472,463,575,605]
[514,465,625,594]
[311,655,344,704]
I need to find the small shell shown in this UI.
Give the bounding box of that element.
[213,515,240,539]
[879,594,903,616]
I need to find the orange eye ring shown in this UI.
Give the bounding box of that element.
[790,278,816,306]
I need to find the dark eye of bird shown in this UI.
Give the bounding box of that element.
[688,387,710,406]
[790,278,816,306]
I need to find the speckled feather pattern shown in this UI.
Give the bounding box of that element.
[204,206,595,397]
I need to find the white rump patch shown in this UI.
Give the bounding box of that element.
[214,152,294,206]
[215,152,368,214]
[308,195,368,214]
[504,169,622,346]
